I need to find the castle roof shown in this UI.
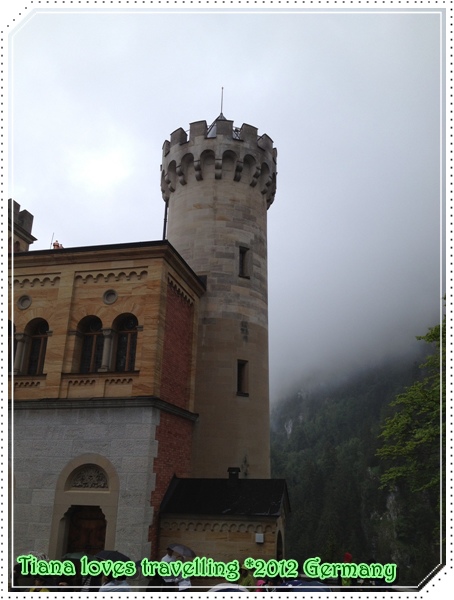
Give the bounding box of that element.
[160,475,290,517]
[206,112,228,138]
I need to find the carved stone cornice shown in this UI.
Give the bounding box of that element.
[9,241,206,301]
[74,269,148,284]
[14,377,43,389]
[10,396,199,422]
[67,377,96,387]
[13,275,60,288]
[160,518,275,534]
[103,377,134,385]
[168,275,195,305]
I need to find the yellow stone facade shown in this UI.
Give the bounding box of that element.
[11,242,203,405]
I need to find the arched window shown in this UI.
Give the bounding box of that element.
[24,318,49,375]
[114,314,138,372]
[78,316,104,373]
[8,320,16,374]
[68,464,109,490]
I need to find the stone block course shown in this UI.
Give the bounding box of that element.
[31,489,55,506]
[111,438,150,457]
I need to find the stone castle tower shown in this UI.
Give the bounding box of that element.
[161,114,277,478]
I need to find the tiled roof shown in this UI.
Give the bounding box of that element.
[160,476,290,517]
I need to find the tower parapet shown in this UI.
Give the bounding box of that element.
[161,115,276,479]
[161,116,277,208]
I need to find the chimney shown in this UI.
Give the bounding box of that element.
[227,467,240,485]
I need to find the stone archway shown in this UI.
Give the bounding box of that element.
[48,454,119,559]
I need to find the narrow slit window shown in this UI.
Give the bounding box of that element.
[237,360,249,396]
[239,246,250,278]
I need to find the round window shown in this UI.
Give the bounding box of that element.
[103,289,118,305]
[18,295,32,310]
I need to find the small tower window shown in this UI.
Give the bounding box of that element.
[239,246,251,278]
[237,360,249,396]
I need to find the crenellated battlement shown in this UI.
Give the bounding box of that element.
[161,116,277,207]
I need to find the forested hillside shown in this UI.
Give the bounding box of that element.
[270,340,442,586]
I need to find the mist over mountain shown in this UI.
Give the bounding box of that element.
[269,320,435,407]
[270,339,440,586]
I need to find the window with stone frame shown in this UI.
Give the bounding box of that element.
[78,316,104,373]
[24,318,49,375]
[239,246,251,278]
[114,314,138,372]
[237,359,249,396]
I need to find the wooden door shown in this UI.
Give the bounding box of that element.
[65,505,106,555]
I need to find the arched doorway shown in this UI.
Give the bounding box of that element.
[49,454,119,559]
[64,505,107,556]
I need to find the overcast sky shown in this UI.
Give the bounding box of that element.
[7,4,444,401]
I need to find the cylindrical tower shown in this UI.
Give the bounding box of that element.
[161,115,277,478]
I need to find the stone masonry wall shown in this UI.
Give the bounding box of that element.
[12,404,159,562]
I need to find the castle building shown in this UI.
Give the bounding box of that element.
[9,115,287,580]
[161,114,277,478]
[8,200,36,253]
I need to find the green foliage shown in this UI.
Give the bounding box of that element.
[377,317,445,493]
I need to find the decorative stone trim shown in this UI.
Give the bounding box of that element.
[69,464,109,489]
[167,275,194,305]
[234,160,243,182]
[74,270,148,284]
[214,158,222,180]
[14,275,60,288]
[194,160,203,181]
[103,377,134,385]
[10,396,199,422]
[67,378,97,387]
[176,164,186,186]
[164,172,175,193]
[250,166,261,188]
[161,519,275,534]
[14,378,42,389]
